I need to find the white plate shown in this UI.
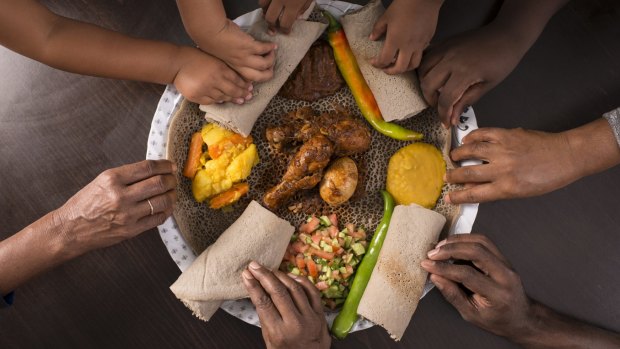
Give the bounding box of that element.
[146,0,479,333]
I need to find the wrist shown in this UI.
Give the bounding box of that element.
[50,206,89,261]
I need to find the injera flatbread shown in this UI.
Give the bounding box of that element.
[169,200,294,321]
[340,0,428,122]
[199,18,327,136]
[166,87,461,256]
[358,204,446,340]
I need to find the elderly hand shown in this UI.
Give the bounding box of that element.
[259,0,313,34]
[420,234,534,339]
[443,127,579,204]
[370,0,442,74]
[242,261,331,349]
[56,160,178,256]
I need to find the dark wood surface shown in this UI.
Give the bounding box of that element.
[1,0,619,348]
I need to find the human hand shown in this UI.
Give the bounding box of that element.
[56,160,178,256]
[242,261,331,349]
[173,46,253,105]
[370,0,442,74]
[199,20,277,83]
[420,234,535,340]
[259,0,313,34]
[443,127,581,204]
[419,23,531,127]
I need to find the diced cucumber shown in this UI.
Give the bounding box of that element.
[291,267,301,275]
[310,243,320,250]
[319,216,332,226]
[344,236,353,249]
[323,245,333,253]
[351,242,366,256]
[339,266,347,274]
[338,232,346,238]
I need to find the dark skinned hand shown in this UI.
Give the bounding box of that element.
[242,261,331,349]
[259,0,314,34]
[443,127,579,204]
[420,234,534,339]
[419,23,531,127]
[370,0,442,74]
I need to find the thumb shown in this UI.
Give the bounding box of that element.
[450,82,490,126]
[369,16,387,41]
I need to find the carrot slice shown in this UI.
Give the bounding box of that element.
[208,182,249,209]
[182,132,204,179]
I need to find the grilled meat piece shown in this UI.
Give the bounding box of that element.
[279,41,345,102]
[264,134,334,210]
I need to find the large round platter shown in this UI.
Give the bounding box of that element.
[146,0,480,332]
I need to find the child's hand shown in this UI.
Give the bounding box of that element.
[370,0,442,75]
[259,0,313,34]
[419,23,530,127]
[173,47,253,105]
[200,20,277,83]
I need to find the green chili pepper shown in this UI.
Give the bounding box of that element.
[323,11,423,142]
[331,190,395,339]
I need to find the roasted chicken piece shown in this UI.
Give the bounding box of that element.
[266,107,371,156]
[264,134,334,210]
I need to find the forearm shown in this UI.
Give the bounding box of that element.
[176,0,228,47]
[565,117,620,180]
[513,301,620,349]
[492,0,569,47]
[0,0,182,85]
[0,210,72,296]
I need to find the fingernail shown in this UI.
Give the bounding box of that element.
[242,269,254,280]
[436,239,447,248]
[172,163,178,172]
[442,172,447,182]
[249,261,261,270]
[273,44,278,50]
[430,275,443,290]
[248,84,254,92]
[444,194,452,204]
[217,100,224,104]
[421,259,434,268]
[427,248,439,257]
[245,93,253,101]
[235,98,244,104]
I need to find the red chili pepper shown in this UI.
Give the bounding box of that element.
[323,11,423,141]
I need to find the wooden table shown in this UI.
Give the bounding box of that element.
[1,0,619,348]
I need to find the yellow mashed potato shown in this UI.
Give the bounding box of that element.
[386,143,445,209]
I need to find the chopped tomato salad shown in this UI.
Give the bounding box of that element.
[281,214,368,309]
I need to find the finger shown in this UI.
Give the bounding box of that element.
[419,65,450,108]
[407,50,423,71]
[287,273,323,314]
[138,189,177,218]
[245,51,277,71]
[449,82,490,126]
[372,35,398,69]
[247,261,300,320]
[192,95,216,105]
[223,69,251,91]
[421,260,495,296]
[273,271,313,316]
[450,140,495,162]
[278,5,301,33]
[418,46,444,79]
[264,2,284,30]
[131,210,172,236]
[445,183,499,204]
[114,160,174,184]
[435,234,512,266]
[438,75,477,127]
[238,66,274,83]
[429,274,476,321]
[384,48,413,75]
[242,269,283,324]
[445,165,494,185]
[369,16,387,41]
[258,0,271,10]
[249,39,277,56]
[427,241,511,284]
[126,174,176,202]
[218,82,250,104]
[460,128,504,145]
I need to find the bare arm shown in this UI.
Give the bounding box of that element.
[421,234,620,349]
[0,160,176,296]
[0,0,251,104]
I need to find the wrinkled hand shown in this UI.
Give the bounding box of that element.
[200,19,277,83]
[419,23,530,127]
[57,160,177,255]
[173,46,253,105]
[242,261,331,349]
[259,0,313,34]
[370,0,442,74]
[421,234,535,340]
[444,127,579,204]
